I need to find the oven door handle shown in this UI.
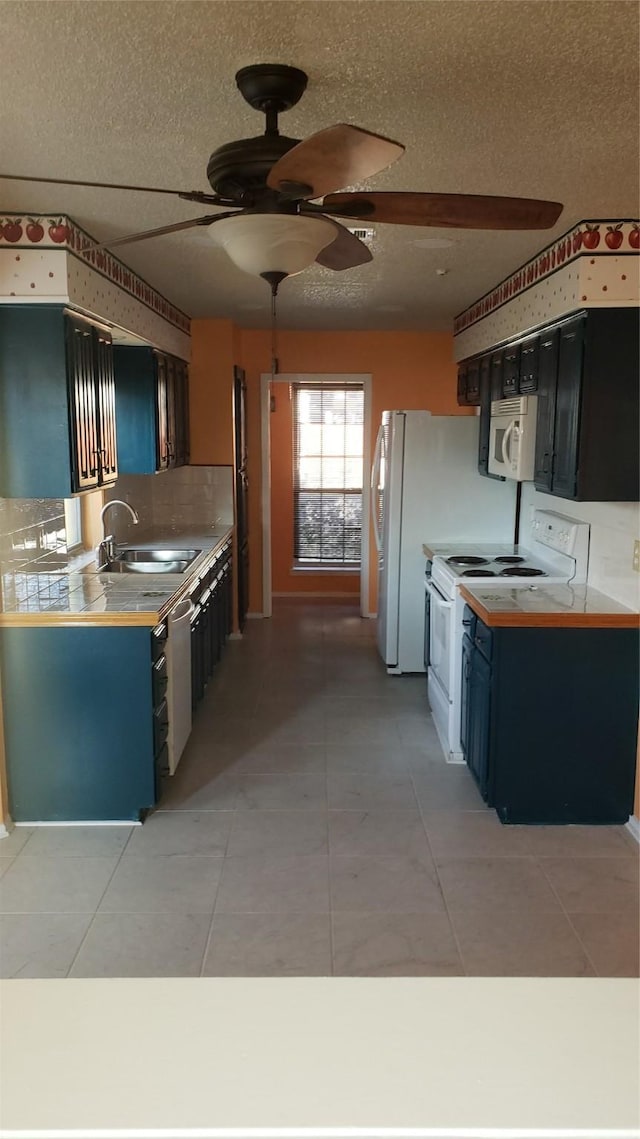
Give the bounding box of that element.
[425,579,453,609]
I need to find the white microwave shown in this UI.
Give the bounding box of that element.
[488,395,538,481]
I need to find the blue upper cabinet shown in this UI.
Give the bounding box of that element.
[114,346,190,475]
[0,305,118,498]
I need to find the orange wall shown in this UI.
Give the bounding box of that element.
[189,318,239,466]
[188,323,472,614]
[240,329,470,614]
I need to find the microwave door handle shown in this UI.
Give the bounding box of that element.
[371,424,384,552]
[501,420,515,466]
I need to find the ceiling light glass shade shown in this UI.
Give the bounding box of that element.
[208,213,336,278]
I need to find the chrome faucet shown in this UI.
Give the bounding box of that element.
[97,500,139,566]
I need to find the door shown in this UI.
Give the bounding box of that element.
[460,633,472,759]
[551,315,585,499]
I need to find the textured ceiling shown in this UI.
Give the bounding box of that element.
[1,0,638,331]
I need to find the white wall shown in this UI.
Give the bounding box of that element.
[519,482,640,609]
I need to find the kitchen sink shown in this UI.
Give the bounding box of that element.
[117,548,201,565]
[99,548,201,575]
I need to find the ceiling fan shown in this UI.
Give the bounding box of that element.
[1,63,563,292]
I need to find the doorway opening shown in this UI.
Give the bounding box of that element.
[260,373,372,618]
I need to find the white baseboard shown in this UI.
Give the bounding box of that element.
[272,591,360,598]
[13,820,141,827]
[0,823,9,841]
[228,631,243,640]
[625,815,640,844]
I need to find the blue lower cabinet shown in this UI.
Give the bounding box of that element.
[460,612,639,824]
[0,625,159,822]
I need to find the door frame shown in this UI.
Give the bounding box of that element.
[260,372,372,619]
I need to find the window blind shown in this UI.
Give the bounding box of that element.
[292,383,364,565]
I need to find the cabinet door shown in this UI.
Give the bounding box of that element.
[66,315,100,491]
[155,352,170,470]
[173,358,190,466]
[502,344,520,397]
[519,335,539,393]
[490,350,504,402]
[533,327,559,491]
[94,325,118,483]
[456,362,468,406]
[234,366,247,469]
[467,644,491,800]
[165,355,178,468]
[552,315,584,499]
[465,358,481,405]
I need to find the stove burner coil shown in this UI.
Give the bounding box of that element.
[493,555,525,564]
[499,566,546,577]
[446,556,489,566]
[461,569,496,577]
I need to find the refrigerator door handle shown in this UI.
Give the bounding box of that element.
[371,423,384,552]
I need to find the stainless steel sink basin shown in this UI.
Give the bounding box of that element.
[100,559,190,575]
[98,547,201,575]
[117,548,201,565]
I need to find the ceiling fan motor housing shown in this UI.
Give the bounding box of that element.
[207,135,301,200]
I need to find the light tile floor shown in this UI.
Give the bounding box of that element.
[1,599,638,978]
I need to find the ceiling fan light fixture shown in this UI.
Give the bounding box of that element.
[208,212,336,280]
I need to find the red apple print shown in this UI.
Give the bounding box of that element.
[605,224,623,250]
[48,218,69,243]
[582,224,600,250]
[573,231,583,253]
[26,219,44,242]
[630,225,640,250]
[2,219,23,242]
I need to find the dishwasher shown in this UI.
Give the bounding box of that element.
[166,598,193,775]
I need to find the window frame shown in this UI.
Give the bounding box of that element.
[292,382,365,569]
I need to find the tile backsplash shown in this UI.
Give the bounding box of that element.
[104,465,234,543]
[0,466,234,572]
[519,483,640,609]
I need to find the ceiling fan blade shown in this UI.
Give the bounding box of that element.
[0,172,222,205]
[310,217,373,271]
[81,211,242,253]
[267,124,404,199]
[322,192,564,230]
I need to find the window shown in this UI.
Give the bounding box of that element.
[292,383,364,566]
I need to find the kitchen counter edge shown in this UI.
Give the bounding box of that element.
[0,528,234,628]
[460,583,640,628]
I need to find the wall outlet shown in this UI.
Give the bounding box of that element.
[633,540,640,573]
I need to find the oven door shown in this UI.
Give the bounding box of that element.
[426,579,454,699]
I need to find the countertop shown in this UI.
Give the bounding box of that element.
[0,527,233,628]
[460,582,640,628]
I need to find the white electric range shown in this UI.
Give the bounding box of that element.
[425,509,590,764]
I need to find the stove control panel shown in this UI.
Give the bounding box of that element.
[531,510,590,560]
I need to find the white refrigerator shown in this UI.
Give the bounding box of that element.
[371,411,516,673]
